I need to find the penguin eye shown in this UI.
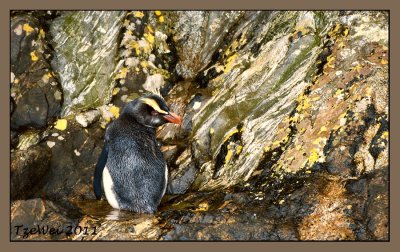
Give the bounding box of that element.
[151,110,159,116]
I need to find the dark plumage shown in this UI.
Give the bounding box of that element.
[93,94,181,213]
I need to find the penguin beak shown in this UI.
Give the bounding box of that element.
[163,112,182,125]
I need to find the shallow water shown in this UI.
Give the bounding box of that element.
[74,199,149,221]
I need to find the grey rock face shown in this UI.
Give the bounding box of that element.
[173,11,246,80]
[50,11,126,115]
[187,11,329,190]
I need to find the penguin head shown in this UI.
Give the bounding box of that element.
[122,94,182,128]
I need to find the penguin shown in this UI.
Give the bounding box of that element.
[93,94,182,213]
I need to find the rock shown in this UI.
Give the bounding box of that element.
[365,169,389,240]
[142,74,165,95]
[10,130,19,149]
[11,15,40,75]
[72,212,160,240]
[11,143,51,200]
[50,11,126,115]
[39,121,105,204]
[168,159,197,194]
[11,199,77,240]
[298,178,355,240]
[173,11,246,80]
[186,11,333,190]
[12,87,49,129]
[75,110,100,128]
[10,15,62,130]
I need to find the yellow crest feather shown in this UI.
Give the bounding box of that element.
[140,98,168,114]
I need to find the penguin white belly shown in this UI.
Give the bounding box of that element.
[103,166,120,209]
[162,165,168,197]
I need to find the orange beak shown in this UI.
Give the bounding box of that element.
[163,112,182,125]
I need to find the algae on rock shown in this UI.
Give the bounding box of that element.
[50,11,126,115]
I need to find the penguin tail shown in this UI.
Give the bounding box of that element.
[94,143,108,200]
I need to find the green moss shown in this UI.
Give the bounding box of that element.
[273,35,321,91]
[252,12,297,56]
[264,12,297,45]
[313,11,329,36]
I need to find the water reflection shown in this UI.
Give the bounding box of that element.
[105,209,122,220]
[75,199,154,221]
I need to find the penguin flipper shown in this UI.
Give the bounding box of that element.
[94,143,108,200]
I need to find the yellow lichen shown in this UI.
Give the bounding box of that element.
[130,41,141,55]
[352,63,363,72]
[236,145,243,155]
[224,54,238,74]
[159,16,165,23]
[381,59,388,65]
[318,126,328,134]
[54,119,68,131]
[39,29,45,39]
[30,51,38,61]
[147,25,154,34]
[308,148,319,166]
[196,202,209,211]
[328,23,342,37]
[209,128,214,135]
[154,10,162,16]
[224,149,234,164]
[223,128,239,142]
[339,111,347,119]
[225,40,239,56]
[109,106,120,118]
[326,55,335,68]
[115,68,129,79]
[23,23,34,35]
[42,72,52,83]
[381,131,389,140]
[140,61,148,68]
[343,27,349,36]
[134,11,144,18]
[144,33,155,44]
[281,135,289,144]
[264,145,271,152]
[313,138,322,145]
[296,95,311,112]
[272,140,281,148]
[335,89,344,96]
[112,87,120,96]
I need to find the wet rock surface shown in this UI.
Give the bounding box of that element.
[40,121,105,205]
[11,142,51,200]
[11,14,62,131]
[10,11,388,241]
[11,199,78,240]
